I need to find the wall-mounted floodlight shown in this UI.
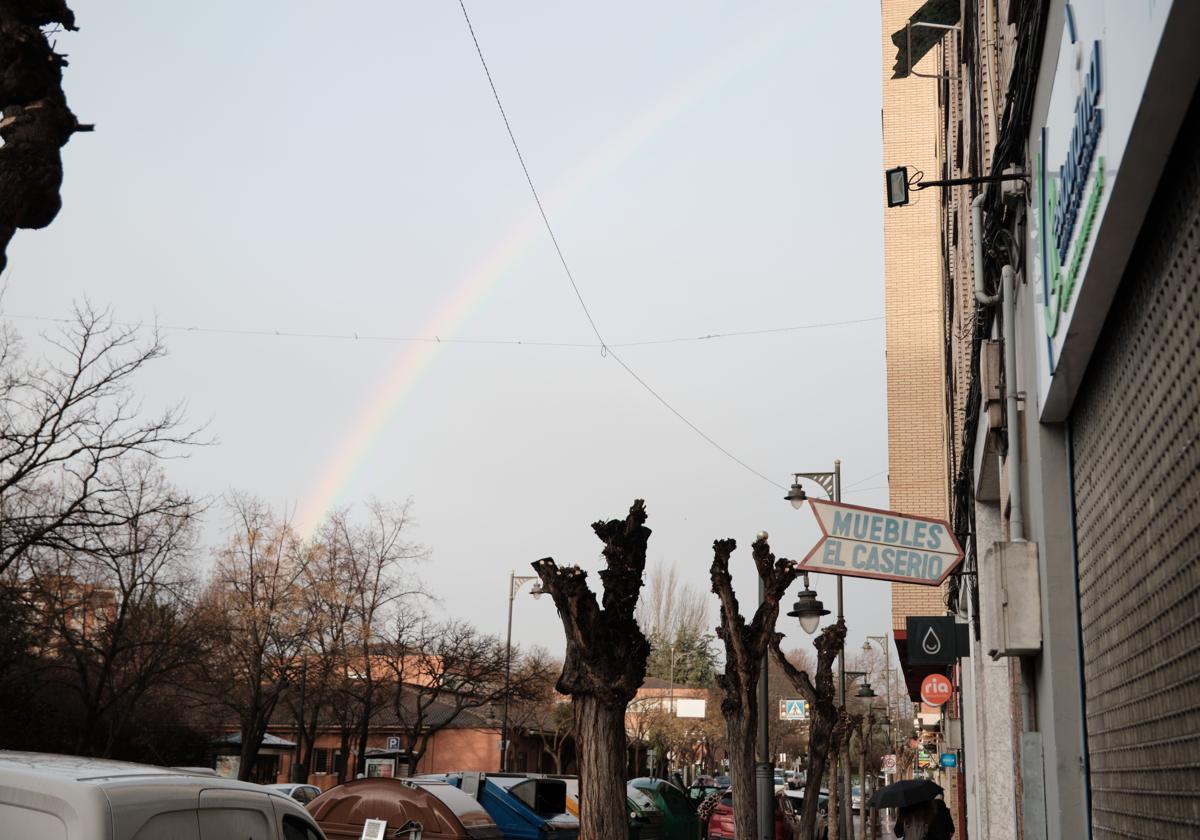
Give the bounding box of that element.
[885,166,1027,209]
[886,166,909,207]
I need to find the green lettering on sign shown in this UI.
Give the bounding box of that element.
[1045,157,1105,338]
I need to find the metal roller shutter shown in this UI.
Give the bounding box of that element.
[1070,88,1200,839]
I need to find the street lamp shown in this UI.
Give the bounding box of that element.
[501,572,543,772]
[863,635,895,763]
[787,572,830,635]
[786,461,850,837]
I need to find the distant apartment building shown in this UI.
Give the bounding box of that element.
[883,1,1200,838]
[879,0,961,825]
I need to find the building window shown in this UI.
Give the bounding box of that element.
[313,748,329,774]
[516,752,528,772]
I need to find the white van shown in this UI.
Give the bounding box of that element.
[0,751,327,840]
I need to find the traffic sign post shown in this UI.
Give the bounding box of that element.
[386,736,400,751]
[799,499,964,585]
[779,698,809,721]
[882,754,897,772]
[920,673,953,707]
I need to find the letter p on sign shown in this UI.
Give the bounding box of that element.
[921,673,953,706]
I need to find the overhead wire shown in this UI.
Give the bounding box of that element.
[2,312,885,350]
[456,0,803,491]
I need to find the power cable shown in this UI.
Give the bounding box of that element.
[457,0,792,490]
[2,312,886,350]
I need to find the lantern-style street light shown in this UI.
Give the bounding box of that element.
[501,572,543,772]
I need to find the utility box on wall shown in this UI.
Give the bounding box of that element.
[980,541,1042,658]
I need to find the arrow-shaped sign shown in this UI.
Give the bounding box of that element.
[800,499,964,586]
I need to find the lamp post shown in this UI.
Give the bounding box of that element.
[501,571,543,772]
[785,460,851,838]
[863,635,894,762]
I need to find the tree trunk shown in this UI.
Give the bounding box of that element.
[708,535,802,840]
[337,729,352,782]
[575,695,629,840]
[532,501,654,840]
[724,704,757,840]
[858,733,867,840]
[828,749,840,840]
[238,716,266,782]
[799,707,834,840]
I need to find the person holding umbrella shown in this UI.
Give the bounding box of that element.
[867,779,954,840]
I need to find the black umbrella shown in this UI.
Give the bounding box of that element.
[866,778,944,809]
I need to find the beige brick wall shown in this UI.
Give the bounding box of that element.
[881,0,950,629]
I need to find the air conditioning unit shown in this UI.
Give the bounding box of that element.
[980,541,1041,659]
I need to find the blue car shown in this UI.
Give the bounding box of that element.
[420,773,579,840]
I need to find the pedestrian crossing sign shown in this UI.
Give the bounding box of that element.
[779,699,809,720]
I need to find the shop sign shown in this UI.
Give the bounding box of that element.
[1031,1,1178,419]
[940,753,958,769]
[800,499,963,586]
[920,673,953,707]
[907,616,971,664]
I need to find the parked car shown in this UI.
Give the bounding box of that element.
[0,751,327,840]
[309,777,501,839]
[426,772,578,840]
[707,788,829,840]
[628,777,701,840]
[269,783,324,805]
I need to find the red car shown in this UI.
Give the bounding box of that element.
[707,789,829,840]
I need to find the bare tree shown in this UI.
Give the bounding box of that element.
[197,495,310,781]
[286,529,354,781]
[508,657,573,774]
[386,619,542,776]
[337,500,426,777]
[771,620,847,840]
[532,500,652,840]
[0,0,92,273]
[0,306,199,578]
[24,460,200,755]
[709,535,801,840]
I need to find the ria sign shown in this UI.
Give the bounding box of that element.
[920,673,953,707]
[799,500,964,586]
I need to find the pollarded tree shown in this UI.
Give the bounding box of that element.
[532,500,652,840]
[771,620,847,840]
[709,535,801,840]
[0,0,92,272]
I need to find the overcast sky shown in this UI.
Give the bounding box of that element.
[5,2,890,664]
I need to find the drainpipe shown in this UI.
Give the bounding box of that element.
[971,189,1032,730]
[973,192,999,306]
[971,189,1023,541]
[1000,263,1025,543]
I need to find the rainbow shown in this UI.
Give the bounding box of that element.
[294,15,793,537]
